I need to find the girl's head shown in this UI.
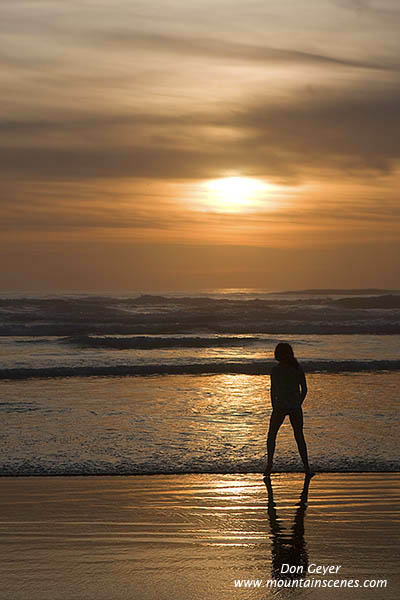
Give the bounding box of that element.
[274,342,299,369]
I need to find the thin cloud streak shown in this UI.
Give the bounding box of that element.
[100,31,393,71]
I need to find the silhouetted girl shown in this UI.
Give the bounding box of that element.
[264,343,312,477]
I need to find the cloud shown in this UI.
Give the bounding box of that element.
[1,169,399,252]
[1,83,400,183]
[225,85,400,175]
[99,30,392,71]
[0,0,398,292]
[0,144,232,179]
[335,0,400,20]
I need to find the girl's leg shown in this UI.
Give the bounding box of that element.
[265,410,286,475]
[289,408,311,474]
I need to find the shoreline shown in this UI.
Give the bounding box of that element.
[1,469,400,477]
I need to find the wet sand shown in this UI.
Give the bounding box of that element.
[1,473,399,599]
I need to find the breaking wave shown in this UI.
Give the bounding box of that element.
[1,359,400,380]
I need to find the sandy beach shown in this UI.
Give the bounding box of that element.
[1,473,398,599]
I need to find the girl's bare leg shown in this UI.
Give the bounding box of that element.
[289,409,312,474]
[265,410,286,476]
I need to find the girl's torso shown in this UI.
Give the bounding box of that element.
[271,363,303,412]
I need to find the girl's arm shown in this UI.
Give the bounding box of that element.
[299,369,308,403]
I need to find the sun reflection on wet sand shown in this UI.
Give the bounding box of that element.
[0,473,398,599]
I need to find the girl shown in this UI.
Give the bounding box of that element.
[264,342,312,477]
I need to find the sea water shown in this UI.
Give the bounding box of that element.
[1,290,399,475]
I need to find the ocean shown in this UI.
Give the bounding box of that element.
[1,289,399,476]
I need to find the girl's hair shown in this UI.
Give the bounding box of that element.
[274,342,300,369]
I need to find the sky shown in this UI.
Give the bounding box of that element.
[1,0,400,292]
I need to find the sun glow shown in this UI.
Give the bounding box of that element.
[202,176,273,212]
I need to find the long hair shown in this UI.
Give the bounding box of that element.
[274,342,300,369]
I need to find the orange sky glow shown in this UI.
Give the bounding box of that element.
[1,0,399,291]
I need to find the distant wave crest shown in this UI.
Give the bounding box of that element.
[1,292,400,335]
[63,334,262,349]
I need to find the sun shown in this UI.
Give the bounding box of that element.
[201,176,271,212]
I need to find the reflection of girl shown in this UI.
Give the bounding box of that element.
[264,343,312,477]
[265,474,311,580]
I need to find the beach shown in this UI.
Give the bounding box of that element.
[1,473,398,599]
[1,292,399,598]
